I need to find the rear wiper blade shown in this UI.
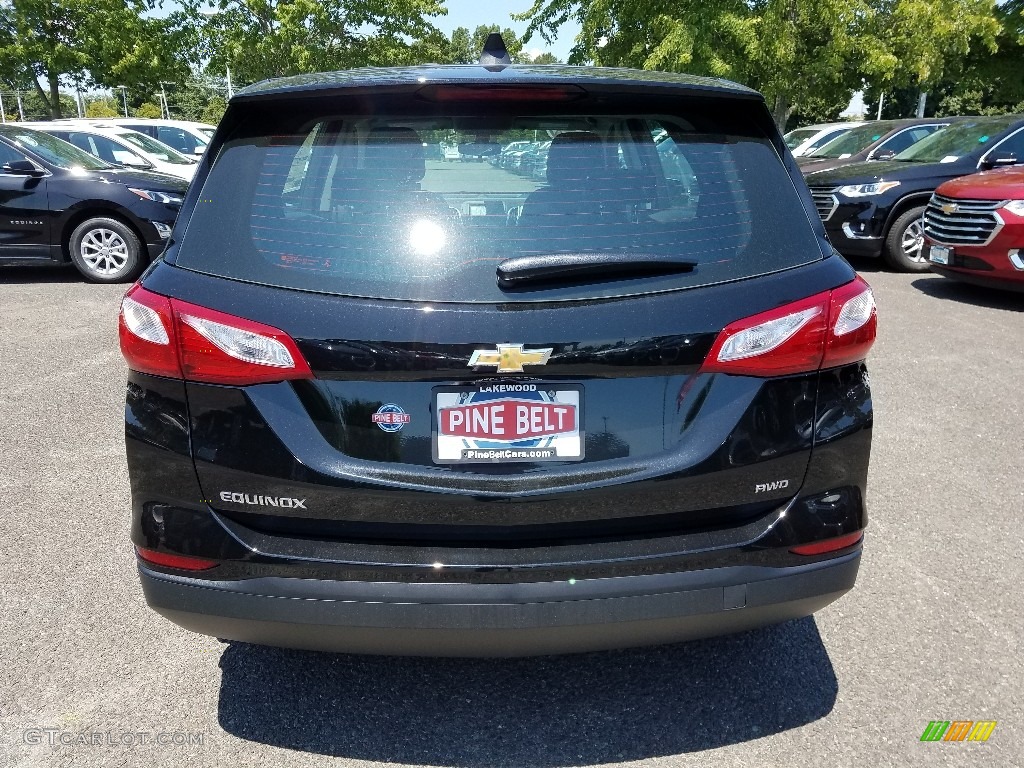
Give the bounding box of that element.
[496,252,697,288]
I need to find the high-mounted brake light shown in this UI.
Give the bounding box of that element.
[418,85,586,102]
[118,285,313,385]
[700,276,876,377]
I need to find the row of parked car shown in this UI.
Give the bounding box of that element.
[787,115,1024,290]
[0,119,214,281]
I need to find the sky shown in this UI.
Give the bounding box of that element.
[436,0,581,62]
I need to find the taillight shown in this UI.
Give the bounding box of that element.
[118,285,312,385]
[823,278,877,368]
[700,276,876,377]
[118,286,182,378]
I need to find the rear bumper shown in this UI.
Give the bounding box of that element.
[139,550,860,657]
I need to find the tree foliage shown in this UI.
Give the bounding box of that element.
[192,0,446,85]
[441,25,526,64]
[518,0,1002,128]
[0,0,190,117]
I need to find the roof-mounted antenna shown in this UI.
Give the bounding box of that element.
[479,33,513,70]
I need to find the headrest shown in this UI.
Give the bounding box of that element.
[546,131,604,188]
[363,127,426,188]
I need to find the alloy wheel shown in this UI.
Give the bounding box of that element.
[80,228,130,276]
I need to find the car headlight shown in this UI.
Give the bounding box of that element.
[837,181,901,197]
[1003,199,1024,216]
[128,187,184,205]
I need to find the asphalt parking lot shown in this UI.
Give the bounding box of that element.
[1,261,1021,768]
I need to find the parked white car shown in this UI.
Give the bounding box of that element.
[784,122,861,157]
[98,119,215,157]
[23,122,198,181]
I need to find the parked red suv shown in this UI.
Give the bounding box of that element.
[925,165,1024,291]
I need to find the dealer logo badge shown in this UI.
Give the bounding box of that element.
[372,403,410,432]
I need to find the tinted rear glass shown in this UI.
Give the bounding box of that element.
[175,91,823,302]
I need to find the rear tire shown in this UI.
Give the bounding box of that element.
[69,217,143,283]
[882,206,929,272]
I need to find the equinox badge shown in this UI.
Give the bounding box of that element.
[468,344,553,373]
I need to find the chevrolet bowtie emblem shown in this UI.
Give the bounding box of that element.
[941,202,959,214]
[468,344,553,373]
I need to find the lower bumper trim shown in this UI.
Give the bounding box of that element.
[140,551,860,656]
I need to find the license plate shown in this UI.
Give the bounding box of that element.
[929,245,952,265]
[433,384,584,463]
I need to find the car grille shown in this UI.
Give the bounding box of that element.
[924,194,1004,246]
[808,186,839,221]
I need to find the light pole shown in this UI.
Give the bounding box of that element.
[116,85,128,117]
[159,81,174,119]
[200,8,234,100]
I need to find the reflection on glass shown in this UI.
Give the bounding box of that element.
[409,219,446,257]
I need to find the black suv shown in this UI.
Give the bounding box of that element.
[0,125,186,282]
[120,42,877,656]
[806,114,1024,271]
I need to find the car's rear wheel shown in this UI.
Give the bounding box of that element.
[883,206,929,272]
[69,217,143,283]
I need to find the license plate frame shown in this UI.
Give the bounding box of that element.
[929,245,952,265]
[432,384,585,464]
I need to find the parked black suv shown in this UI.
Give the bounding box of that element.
[806,114,1024,271]
[121,44,877,656]
[0,125,186,282]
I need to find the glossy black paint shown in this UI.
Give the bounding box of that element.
[0,125,186,268]
[128,355,871,582]
[125,65,875,653]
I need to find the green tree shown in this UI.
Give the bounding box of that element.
[518,0,1001,129]
[0,0,191,118]
[85,97,120,117]
[441,25,527,64]
[192,0,447,85]
[530,51,562,64]
[199,95,227,125]
[864,2,1023,117]
[133,101,162,118]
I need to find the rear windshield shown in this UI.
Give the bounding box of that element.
[175,93,824,302]
[894,116,1019,163]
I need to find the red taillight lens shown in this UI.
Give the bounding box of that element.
[173,298,312,385]
[790,531,864,555]
[118,285,312,385]
[823,277,877,368]
[700,276,876,377]
[135,546,217,571]
[119,285,182,378]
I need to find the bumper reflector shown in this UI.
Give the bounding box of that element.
[790,531,864,556]
[135,546,217,571]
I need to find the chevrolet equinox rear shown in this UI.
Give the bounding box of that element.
[120,52,876,656]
